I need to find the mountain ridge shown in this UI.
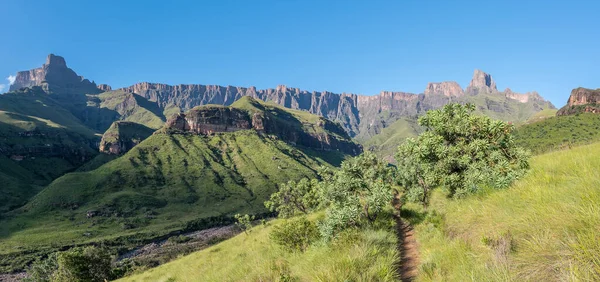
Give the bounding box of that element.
[10,54,555,140]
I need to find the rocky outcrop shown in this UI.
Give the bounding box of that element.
[466,69,498,94]
[9,54,105,95]
[424,82,464,97]
[166,106,255,135]
[163,97,362,156]
[99,121,155,155]
[504,88,545,103]
[557,87,600,116]
[97,84,112,92]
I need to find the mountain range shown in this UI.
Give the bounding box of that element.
[0,54,557,273]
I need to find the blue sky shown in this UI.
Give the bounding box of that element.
[1,0,598,107]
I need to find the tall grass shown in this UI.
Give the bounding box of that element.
[404,142,600,281]
[119,215,399,282]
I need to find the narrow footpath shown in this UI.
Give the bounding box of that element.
[393,196,420,281]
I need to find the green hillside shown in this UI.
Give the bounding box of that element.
[363,117,421,161]
[0,156,42,213]
[0,102,354,272]
[95,90,166,130]
[0,88,101,212]
[514,113,600,154]
[403,142,600,281]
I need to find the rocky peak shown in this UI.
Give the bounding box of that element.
[557,87,600,116]
[97,84,112,92]
[424,81,464,97]
[9,54,104,95]
[45,54,67,68]
[466,69,497,94]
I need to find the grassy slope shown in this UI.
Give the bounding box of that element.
[404,142,600,281]
[523,108,558,124]
[0,90,100,212]
[514,113,600,154]
[0,131,337,248]
[0,156,41,213]
[363,118,421,160]
[99,121,155,149]
[97,90,166,130]
[120,215,399,282]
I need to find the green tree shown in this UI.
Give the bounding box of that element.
[234,213,255,234]
[396,103,530,207]
[52,246,113,282]
[318,152,396,239]
[264,178,320,218]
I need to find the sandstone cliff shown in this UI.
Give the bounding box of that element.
[424,81,464,97]
[162,97,362,156]
[557,87,600,116]
[9,54,104,95]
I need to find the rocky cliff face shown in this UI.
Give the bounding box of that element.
[466,69,498,94]
[504,88,543,103]
[9,54,103,95]
[424,82,464,97]
[8,55,555,141]
[163,97,362,156]
[557,87,600,116]
[99,121,155,155]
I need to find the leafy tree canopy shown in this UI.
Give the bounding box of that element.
[396,103,530,206]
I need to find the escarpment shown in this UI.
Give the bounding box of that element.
[557,87,600,116]
[162,97,362,156]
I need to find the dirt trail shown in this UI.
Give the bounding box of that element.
[393,196,420,281]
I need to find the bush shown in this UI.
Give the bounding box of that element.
[234,214,255,234]
[52,246,113,282]
[264,178,320,218]
[24,253,58,282]
[270,217,319,252]
[318,152,396,239]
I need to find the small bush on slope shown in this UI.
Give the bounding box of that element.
[403,142,600,281]
[270,217,319,252]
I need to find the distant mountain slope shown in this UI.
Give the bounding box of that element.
[0,97,359,272]
[514,113,600,154]
[363,118,422,161]
[120,69,554,139]
[363,88,555,161]
[7,54,555,141]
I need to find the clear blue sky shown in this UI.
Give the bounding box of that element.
[1,0,599,107]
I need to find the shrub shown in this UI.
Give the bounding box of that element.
[52,246,113,282]
[318,152,396,239]
[270,217,319,252]
[264,178,320,218]
[234,214,255,234]
[24,253,58,282]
